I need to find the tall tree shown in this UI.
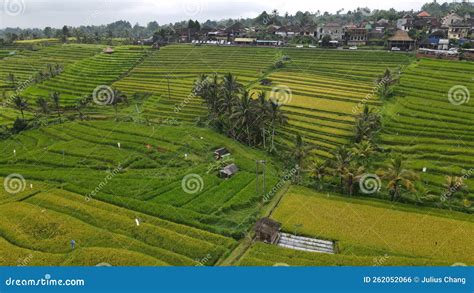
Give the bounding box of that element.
[36,97,50,114]
[110,89,128,121]
[50,92,61,119]
[13,96,28,119]
[376,68,398,99]
[267,100,288,152]
[378,155,419,201]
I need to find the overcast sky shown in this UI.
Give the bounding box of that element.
[1,0,429,29]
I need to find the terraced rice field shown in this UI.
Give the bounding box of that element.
[238,186,474,266]
[114,45,278,123]
[0,121,280,265]
[253,49,414,159]
[381,59,474,204]
[0,44,102,91]
[0,107,33,126]
[23,46,149,105]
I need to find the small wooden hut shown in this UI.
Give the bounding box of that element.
[214,147,230,160]
[219,164,238,179]
[103,47,114,54]
[254,218,281,244]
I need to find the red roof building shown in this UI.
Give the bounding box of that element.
[417,11,431,18]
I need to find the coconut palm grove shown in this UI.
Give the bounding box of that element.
[0,1,473,269]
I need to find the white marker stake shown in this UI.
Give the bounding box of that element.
[30,184,33,189]
[184,153,188,159]
[117,142,121,148]
[422,167,427,173]
[135,218,140,226]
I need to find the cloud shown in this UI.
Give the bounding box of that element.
[1,0,426,28]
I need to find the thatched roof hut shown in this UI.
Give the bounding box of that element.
[103,47,114,54]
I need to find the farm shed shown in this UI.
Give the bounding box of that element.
[254,218,281,244]
[103,47,114,54]
[214,147,230,160]
[219,164,238,179]
[234,38,256,45]
[387,30,415,51]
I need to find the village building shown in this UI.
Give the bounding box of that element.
[256,40,282,46]
[207,30,228,42]
[225,22,246,38]
[387,30,415,51]
[254,218,281,244]
[419,31,449,50]
[397,15,413,31]
[317,22,344,41]
[448,20,471,40]
[344,27,368,46]
[442,12,464,28]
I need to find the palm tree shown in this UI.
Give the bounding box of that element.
[290,134,313,182]
[13,96,28,119]
[330,146,353,192]
[376,68,398,99]
[6,73,16,89]
[443,176,467,203]
[267,100,288,152]
[256,91,270,148]
[50,91,61,119]
[343,164,366,196]
[231,90,256,145]
[36,97,50,114]
[206,74,220,118]
[220,73,242,136]
[311,160,327,190]
[75,96,92,120]
[110,89,128,121]
[352,140,375,167]
[354,105,381,143]
[377,155,419,201]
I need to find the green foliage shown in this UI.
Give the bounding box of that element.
[193,73,288,148]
